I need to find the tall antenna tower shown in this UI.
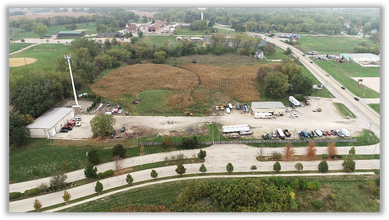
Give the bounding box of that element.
[64,54,79,106]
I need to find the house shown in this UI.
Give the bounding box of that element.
[251,102,286,115]
[340,53,352,63]
[96,33,124,38]
[127,23,138,33]
[57,31,85,38]
[27,108,75,138]
[138,24,149,32]
[254,49,264,59]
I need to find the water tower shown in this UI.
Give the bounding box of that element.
[198,8,206,20]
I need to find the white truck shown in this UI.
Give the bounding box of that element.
[276,128,285,139]
[340,128,351,137]
[226,107,231,114]
[289,96,301,106]
[254,112,272,119]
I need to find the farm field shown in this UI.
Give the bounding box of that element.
[298,36,375,54]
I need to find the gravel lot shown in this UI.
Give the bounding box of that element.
[54,98,365,140]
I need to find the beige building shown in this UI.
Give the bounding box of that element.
[27,108,75,138]
[251,102,286,115]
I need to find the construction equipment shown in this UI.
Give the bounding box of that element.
[186,111,194,116]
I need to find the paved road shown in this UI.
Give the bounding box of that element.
[256,34,381,138]
[9,143,380,212]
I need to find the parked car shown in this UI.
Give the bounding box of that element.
[291,113,298,118]
[331,130,337,136]
[110,131,116,138]
[216,106,219,111]
[63,125,72,130]
[120,127,125,132]
[228,103,233,109]
[125,112,129,115]
[60,128,68,133]
[298,131,303,138]
[118,109,123,114]
[220,105,224,110]
[272,131,277,138]
[67,120,76,126]
[302,131,309,138]
[236,104,240,110]
[283,129,291,137]
[321,129,327,136]
[311,131,317,137]
[73,117,81,121]
[75,121,81,127]
[263,134,268,139]
[325,131,331,136]
[337,130,345,137]
[267,133,271,139]
[307,132,313,138]
[310,61,313,64]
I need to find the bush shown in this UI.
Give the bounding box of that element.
[318,160,329,172]
[250,165,257,170]
[311,200,322,209]
[84,163,98,178]
[88,149,102,165]
[182,137,197,149]
[273,162,281,173]
[97,169,115,178]
[192,60,197,63]
[342,157,356,172]
[37,183,49,192]
[10,192,22,200]
[322,154,328,159]
[307,181,321,190]
[295,162,303,172]
[24,188,39,197]
[272,151,282,160]
[112,144,126,158]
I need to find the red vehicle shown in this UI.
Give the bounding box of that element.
[67,120,76,126]
[325,131,331,136]
[63,125,73,130]
[113,108,119,113]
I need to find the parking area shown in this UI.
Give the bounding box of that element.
[51,98,365,140]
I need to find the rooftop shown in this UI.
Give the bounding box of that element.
[27,108,74,129]
[251,102,286,109]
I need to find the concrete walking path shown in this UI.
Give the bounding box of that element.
[9,143,380,212]
[9,143,380,193]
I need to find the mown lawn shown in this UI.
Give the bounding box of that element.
[264,46,292,60]
[299,36,375,54]
[140,35,179,48]
[368,104,380,114]
[9,42,33,53]
[176,29,209,36]
[9,43,70,72]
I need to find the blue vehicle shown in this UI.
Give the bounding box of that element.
[302,131,309,138]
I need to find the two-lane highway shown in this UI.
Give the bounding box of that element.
[259,34,380,138]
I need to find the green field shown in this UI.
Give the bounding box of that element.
[9,43,69,72]
[312,59,380,98]
[264,46,292,60]
[215,28,235,34]
[9,22,97,41]
[129,90,170,115]
[176,29,209,36]
[368,104,380,114]
[298,36,375,54]
[9,43,33,53]
[140,35,179,48]
[59,176,380,212]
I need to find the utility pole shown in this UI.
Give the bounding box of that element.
[64,55,78,106]
[21,47,28,69]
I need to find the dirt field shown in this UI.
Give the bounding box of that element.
[9,58,37,67]
[351,77,380,93]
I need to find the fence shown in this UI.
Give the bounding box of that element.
[137,138,357,146]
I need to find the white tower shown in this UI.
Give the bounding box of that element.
[64,55,81,113]
[198,8,206,20]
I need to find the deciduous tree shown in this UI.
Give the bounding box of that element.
[162,136,173,151]
[283,143,295,159]
[90,113,116,138]
[63,190,71,204]
[154,50,167,64]
[112,144,126,158]
[305,142,317,159]
[49,172,67,189]
[33,198,42,212]
[88,149,102,165]
[264,71,290,99]
[326,142,338,159]
[342,156,356,172]
[264,42,276,55]
[61,161,69,172]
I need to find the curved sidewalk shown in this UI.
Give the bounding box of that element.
[9,143,380,193]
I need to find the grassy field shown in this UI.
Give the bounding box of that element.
[176,29,209,36]
[368,104,380,114]
[9,22,97,40]
[9,42,33,53]
[312,59,380,98]
[9,43,69,72]
[140,35,179,48]
[58,176,380,212]
[298,36,375,54]
[333,103,357,119]
[264,46,292,60]
[129,90,170,115]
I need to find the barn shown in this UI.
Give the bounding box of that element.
[27,108,75,138]
[251,102,286,115]
[57,31,85,38]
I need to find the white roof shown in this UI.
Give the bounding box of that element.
[251,102,286,109]
[27,108,74,129]
[222,125,250,133]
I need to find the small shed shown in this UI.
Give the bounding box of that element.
[27,108,75,138]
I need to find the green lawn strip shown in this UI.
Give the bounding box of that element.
[298,36,375,54]
[257,154,379,161]
[264,46,291,60]
[301,66,333,98]
[215,28,235,34]
[368,104,380,114]
[50,170,379,212]
[333,102,357,119]
[9,43,34,53]
[176,29,209,36]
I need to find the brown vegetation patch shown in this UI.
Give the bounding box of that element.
[91,64,199,99]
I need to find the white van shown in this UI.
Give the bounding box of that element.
[105,112,112,115]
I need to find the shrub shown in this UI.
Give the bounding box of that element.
[375,176,380,186]
[61,161,69,172]
[126,174,134,186]
[24,188,39,197]
[272,151,282,160]
[250,165,257,170]
[112,144,126,158]
[32,167,40,177]
[49,172,68,189]
[318,160,328,172]
[342,156,356,172]
[226,163,234,174]
[84,163,98,178]
[197,149,207,161]
[311,200,322,209]
[192,60,197,63]
[349,147,356,155]
[273,162,281,173]
[307,181,321,190]
[162,136,173,151]
[295,162,303,172]
[97,169,115,178]
[322,154,328,159]
[10,192,22,200]
[182,137,197,149]
[88,149,102,165]
[37,183,49,192]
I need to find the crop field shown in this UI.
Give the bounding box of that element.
[298,36,375,54]
[91,63,285,113]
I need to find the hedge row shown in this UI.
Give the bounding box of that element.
[97,169,114,178]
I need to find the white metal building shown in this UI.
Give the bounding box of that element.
[251,102,286,115]
[27,108,75,138]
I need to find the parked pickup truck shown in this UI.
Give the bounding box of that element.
[283,129,291,137]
